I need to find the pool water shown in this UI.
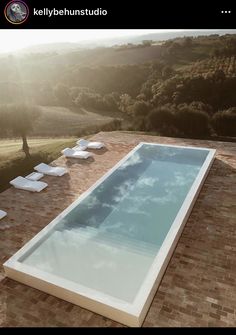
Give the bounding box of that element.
[20,144,209,303]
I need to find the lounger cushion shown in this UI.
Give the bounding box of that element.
[87,142,104,149]
[76,139,105,149]
[0,210,7,220]
[72,145,86,151]
[25,172,44,181]
[76,139,89,147]
[34,163,68,176]
[62,148,93,159]
[10,176,48,192]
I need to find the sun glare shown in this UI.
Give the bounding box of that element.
[0,29,185,53]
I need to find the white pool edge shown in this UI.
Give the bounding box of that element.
[3,142,216,327]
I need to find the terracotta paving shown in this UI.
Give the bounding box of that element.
[0,131,235,327]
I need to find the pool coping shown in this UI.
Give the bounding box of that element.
[3,142,216,327]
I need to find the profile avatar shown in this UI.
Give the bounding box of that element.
[5,1,29,24]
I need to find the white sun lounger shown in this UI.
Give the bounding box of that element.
[76,138,105,149]
[34,163,68,176]
[10,176,48,192]
[62,148,93,159]
[25,172,44,181]
[0,210,7,220]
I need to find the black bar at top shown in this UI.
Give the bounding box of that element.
[0,0,235,29]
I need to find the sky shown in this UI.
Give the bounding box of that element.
[0,29,187,53]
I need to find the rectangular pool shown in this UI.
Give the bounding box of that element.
[4,142,215,326]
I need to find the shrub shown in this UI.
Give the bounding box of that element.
[145,107,177,135]
[132,101,152,118]
[175,107,210,137]
[212,109,236,136]
[75,92,106,110]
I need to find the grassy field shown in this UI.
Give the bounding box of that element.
[0,137,76,193]
[0,104,123,193]
[0,138,75,155]
[0,104,117,168]
[33,106,118,137]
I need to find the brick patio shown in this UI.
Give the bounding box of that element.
[0,131,235,327]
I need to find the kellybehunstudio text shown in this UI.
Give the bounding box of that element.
[33,8,108,17]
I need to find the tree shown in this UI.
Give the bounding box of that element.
[151,60,165,74]
[213,69,226,82]
[132,101,151,118]
[119,94,135,115]
[175,107,210,137]
[0,104,41,158]
[145,106,176,135]
[74,91,105,110]
[103,93,120,110]
[161,66,174,79]
[183,37,193,48]
[189,101,213,115]
[212,109,236,136]
[142,40,153,47]
[166,42,182,59]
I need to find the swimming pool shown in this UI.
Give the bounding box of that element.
[4,142,215,326]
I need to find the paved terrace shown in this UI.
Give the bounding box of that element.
[0,131,236,327]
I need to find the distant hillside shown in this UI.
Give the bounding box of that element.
[18,42,82,55]
[14,29,236,53]
[28,45,163,67]
[99,30,236,46]
[179,56,236,77]
[8,32,236,71]
[33,106,116,137]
